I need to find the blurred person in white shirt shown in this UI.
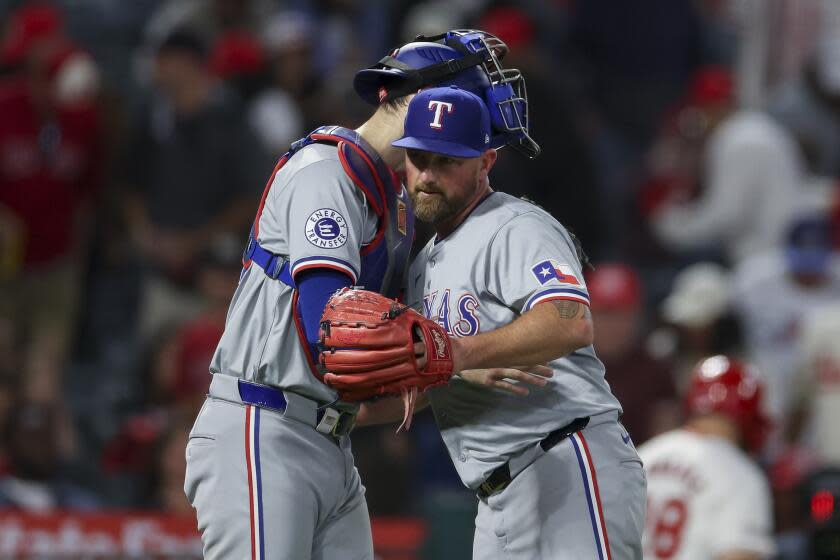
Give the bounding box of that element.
[639,355,775,560]
[730,216,840,431]
[650,262,740,390]
[791,299,840,465]
[651,67,805,264]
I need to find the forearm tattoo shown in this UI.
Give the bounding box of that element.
[552,300,584,319]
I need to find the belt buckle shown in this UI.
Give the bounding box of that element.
[334,411,356,436]
[316,408,341,436]
[316,408,356,437]
[478,479,509,499]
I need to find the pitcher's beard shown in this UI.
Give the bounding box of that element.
[409,188,458,224]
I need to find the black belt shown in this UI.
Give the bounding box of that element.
[477,417,590,499]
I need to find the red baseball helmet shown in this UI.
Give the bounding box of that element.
[685,355,772,453]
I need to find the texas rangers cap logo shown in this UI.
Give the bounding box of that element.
[392,86,491,158]
[428,100,453,130]
[305,208,348,248]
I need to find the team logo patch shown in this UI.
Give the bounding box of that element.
[305,208,348,249]
[531,259,581,286]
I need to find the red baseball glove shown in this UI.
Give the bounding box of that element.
[319,288,454,430]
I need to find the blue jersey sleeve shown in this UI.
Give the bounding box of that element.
[296,268,353,360]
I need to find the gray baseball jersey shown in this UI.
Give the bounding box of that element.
[210,142,378,402]
[186,135,408,560]
[407,192,622,488]
[407,192,645,559]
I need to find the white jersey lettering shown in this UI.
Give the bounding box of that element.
[639,430,775,559]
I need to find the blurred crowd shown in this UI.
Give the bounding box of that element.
[0,0,837,557]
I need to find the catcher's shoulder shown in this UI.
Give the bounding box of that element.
[274,143,364,199]
[284,142,344,174]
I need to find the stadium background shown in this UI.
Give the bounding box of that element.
[0,0,837,557]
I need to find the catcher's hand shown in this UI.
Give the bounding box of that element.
[319,288,453,429]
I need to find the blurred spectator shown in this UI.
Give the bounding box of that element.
[209,30,265,101]
[474,4,606,258]
[767,0,823,89]
[649,65,805,264]
[730,216,840,431]
[100,405,168,482]
[661,262,730,333]
[97,325,181,505]
[399,1,464,43]
[638,67,730,234]
[19,328,80,464]
[0,2,102,360]
[259,9,345,132]
[165,235,241,416]
[769,0,840,178]
[650,261,740,389]
[0,400,99,511]
[586,263,679,444]
[148,419,193,514]
[791,300,840,464]
[568,0,705,144]
[308,0,389,83]
[247,10,312,156]
[143,235,237,403]
[133,0,272,96]
[99,236,239,504]
[143,0,273,49]
[0,2,63,71]
[567,0,706,256]
[120,28,267,338]
[639,355,776,559]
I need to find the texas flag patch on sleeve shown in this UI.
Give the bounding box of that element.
[524,259,590,311]
[531,259,581,286]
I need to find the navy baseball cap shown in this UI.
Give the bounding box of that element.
[786,216,834,274]
[392,86,492,158]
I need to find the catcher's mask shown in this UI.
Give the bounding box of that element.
[354,29,540,159]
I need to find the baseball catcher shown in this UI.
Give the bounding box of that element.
[319,287,453,430]
[185,26,545,560]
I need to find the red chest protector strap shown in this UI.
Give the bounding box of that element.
[243,126,395,382]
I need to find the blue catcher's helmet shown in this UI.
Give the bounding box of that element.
[354,29,540,159]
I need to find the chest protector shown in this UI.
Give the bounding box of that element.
[243,126,415,299]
